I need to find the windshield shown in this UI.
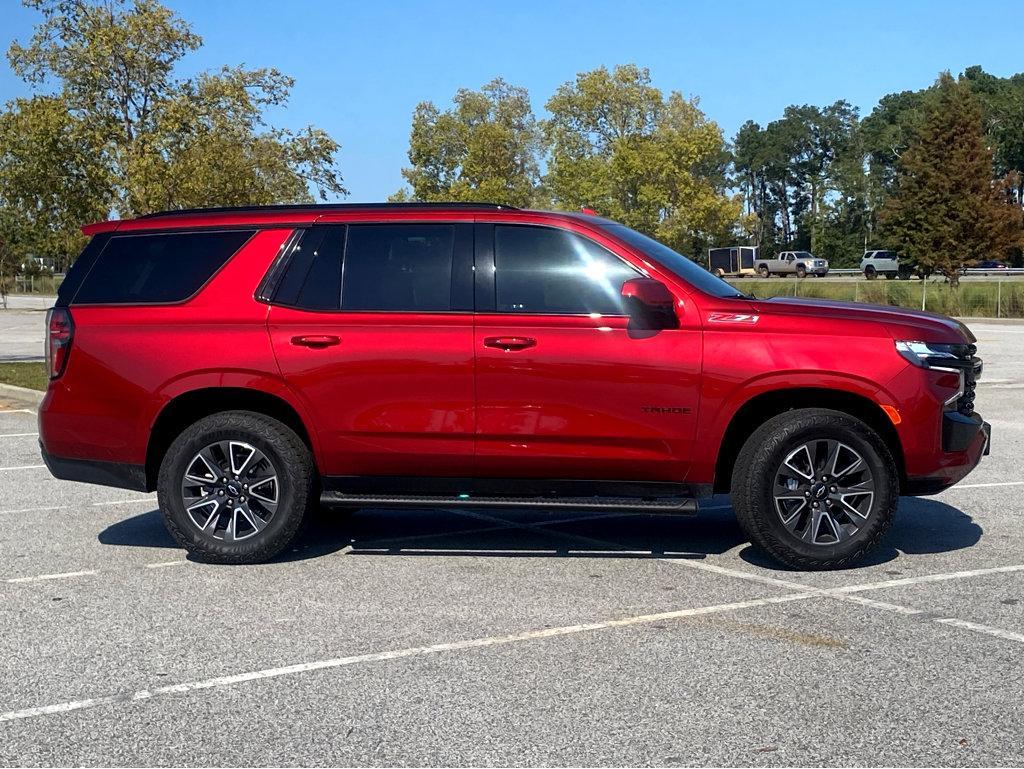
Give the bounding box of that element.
[795,251,814,259]
[604,225,747,299]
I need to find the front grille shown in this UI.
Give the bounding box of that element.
[954,343,980,415]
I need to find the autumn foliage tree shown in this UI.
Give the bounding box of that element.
[0,0,346,271]
[392,78,543,207]
[544,64,741,256]
[881,73,1023,287]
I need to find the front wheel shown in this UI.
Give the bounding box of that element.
[731,408,898,570]
[796,265,807,279]
[157,411,316,564]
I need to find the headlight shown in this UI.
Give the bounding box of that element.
[895,340,966,369]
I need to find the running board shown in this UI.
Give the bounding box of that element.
[320,492,697,515]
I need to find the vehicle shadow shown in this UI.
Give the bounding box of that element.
[97,495,982,568]
[738,495,983,570]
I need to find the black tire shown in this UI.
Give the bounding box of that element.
[758,265,770,278]
[864,266,877,280]
[157,410,316,564]
[795,265,807,279]
[731,408,898,570]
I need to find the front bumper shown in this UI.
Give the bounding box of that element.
[943,411,990,454]
[905,412,990,496]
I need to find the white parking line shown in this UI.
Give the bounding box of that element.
[934,618,1024,644]
[91,497,156,507]
[144,561,187,569]
[448,508,1024,637]
[0,409,36,415]
[0,432,38,438]
[0,505,61,515]
[3,555,1023,725]
[6,570,97,584]
[949,481,1024,489]
[0,464,45,471]
[0,498,155,515]
[835,564,1024,594]
[0,591,815,724]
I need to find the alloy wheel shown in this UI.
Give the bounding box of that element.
[180,440,280,541]
[773,439,875,546]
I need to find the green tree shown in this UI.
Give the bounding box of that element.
[733,102,860,263]
[0,95,109,278]
[545,64,741,256]
[881,73,1023,287]
[393,78,543,207]
[1,0,345,270]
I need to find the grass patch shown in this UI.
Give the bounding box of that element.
[727,278,1024,318]
[0,361,48,391]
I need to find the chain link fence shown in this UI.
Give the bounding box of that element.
[729,278,1024,318]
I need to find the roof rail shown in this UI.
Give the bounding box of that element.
[138,202,517,219]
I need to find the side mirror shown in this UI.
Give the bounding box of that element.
[620,277,679,330]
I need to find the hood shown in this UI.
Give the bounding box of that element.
[757,297,975,343]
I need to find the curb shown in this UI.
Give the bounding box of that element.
[0,383,44,409]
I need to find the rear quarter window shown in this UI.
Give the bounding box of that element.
[72,230,255,305]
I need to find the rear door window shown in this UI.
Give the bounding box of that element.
[73,230,254,304]
[341,224,455,312]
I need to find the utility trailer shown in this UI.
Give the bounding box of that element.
[708,246,758,277]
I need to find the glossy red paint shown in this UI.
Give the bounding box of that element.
[40,205,986,496]
[267,307,475,477]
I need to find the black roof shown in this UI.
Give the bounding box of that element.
[139,202,517,219]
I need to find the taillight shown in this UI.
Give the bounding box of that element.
[45,307,74,379]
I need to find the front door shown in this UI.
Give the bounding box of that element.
[473,223,701,483]
[267,223,476,478]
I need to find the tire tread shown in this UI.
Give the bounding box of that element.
[157,410,315,564]
[731,408,898,570]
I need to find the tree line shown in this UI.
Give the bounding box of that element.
[2,0,1022,297]
[393,66,1023,286]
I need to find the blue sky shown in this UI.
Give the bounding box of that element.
[2,0,1022,202]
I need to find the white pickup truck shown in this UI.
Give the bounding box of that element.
[755,251,829,277]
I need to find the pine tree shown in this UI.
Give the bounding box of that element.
[881,73,1022,287]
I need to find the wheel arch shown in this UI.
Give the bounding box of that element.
[145,387,317,491]
[713,387,905,494]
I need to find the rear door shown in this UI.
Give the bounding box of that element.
[472,222,701,482]
[266,223,476,478]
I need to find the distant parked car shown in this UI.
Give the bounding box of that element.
[755,251,828,278]
[861,250,911,280]
[975,260,1009,270]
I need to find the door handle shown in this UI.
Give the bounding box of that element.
[291,334,340,348]
[483,336,537,351]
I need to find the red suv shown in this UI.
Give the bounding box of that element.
[39,203,990,569]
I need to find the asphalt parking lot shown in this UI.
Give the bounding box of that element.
[1,320,1023,766]
[0,295,50,362]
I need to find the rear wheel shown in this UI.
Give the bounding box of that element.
[796,265,807,279]
[758,265,770,278]
[864,266,877,280]
[157,410,316,564]
[731,408,897,570]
